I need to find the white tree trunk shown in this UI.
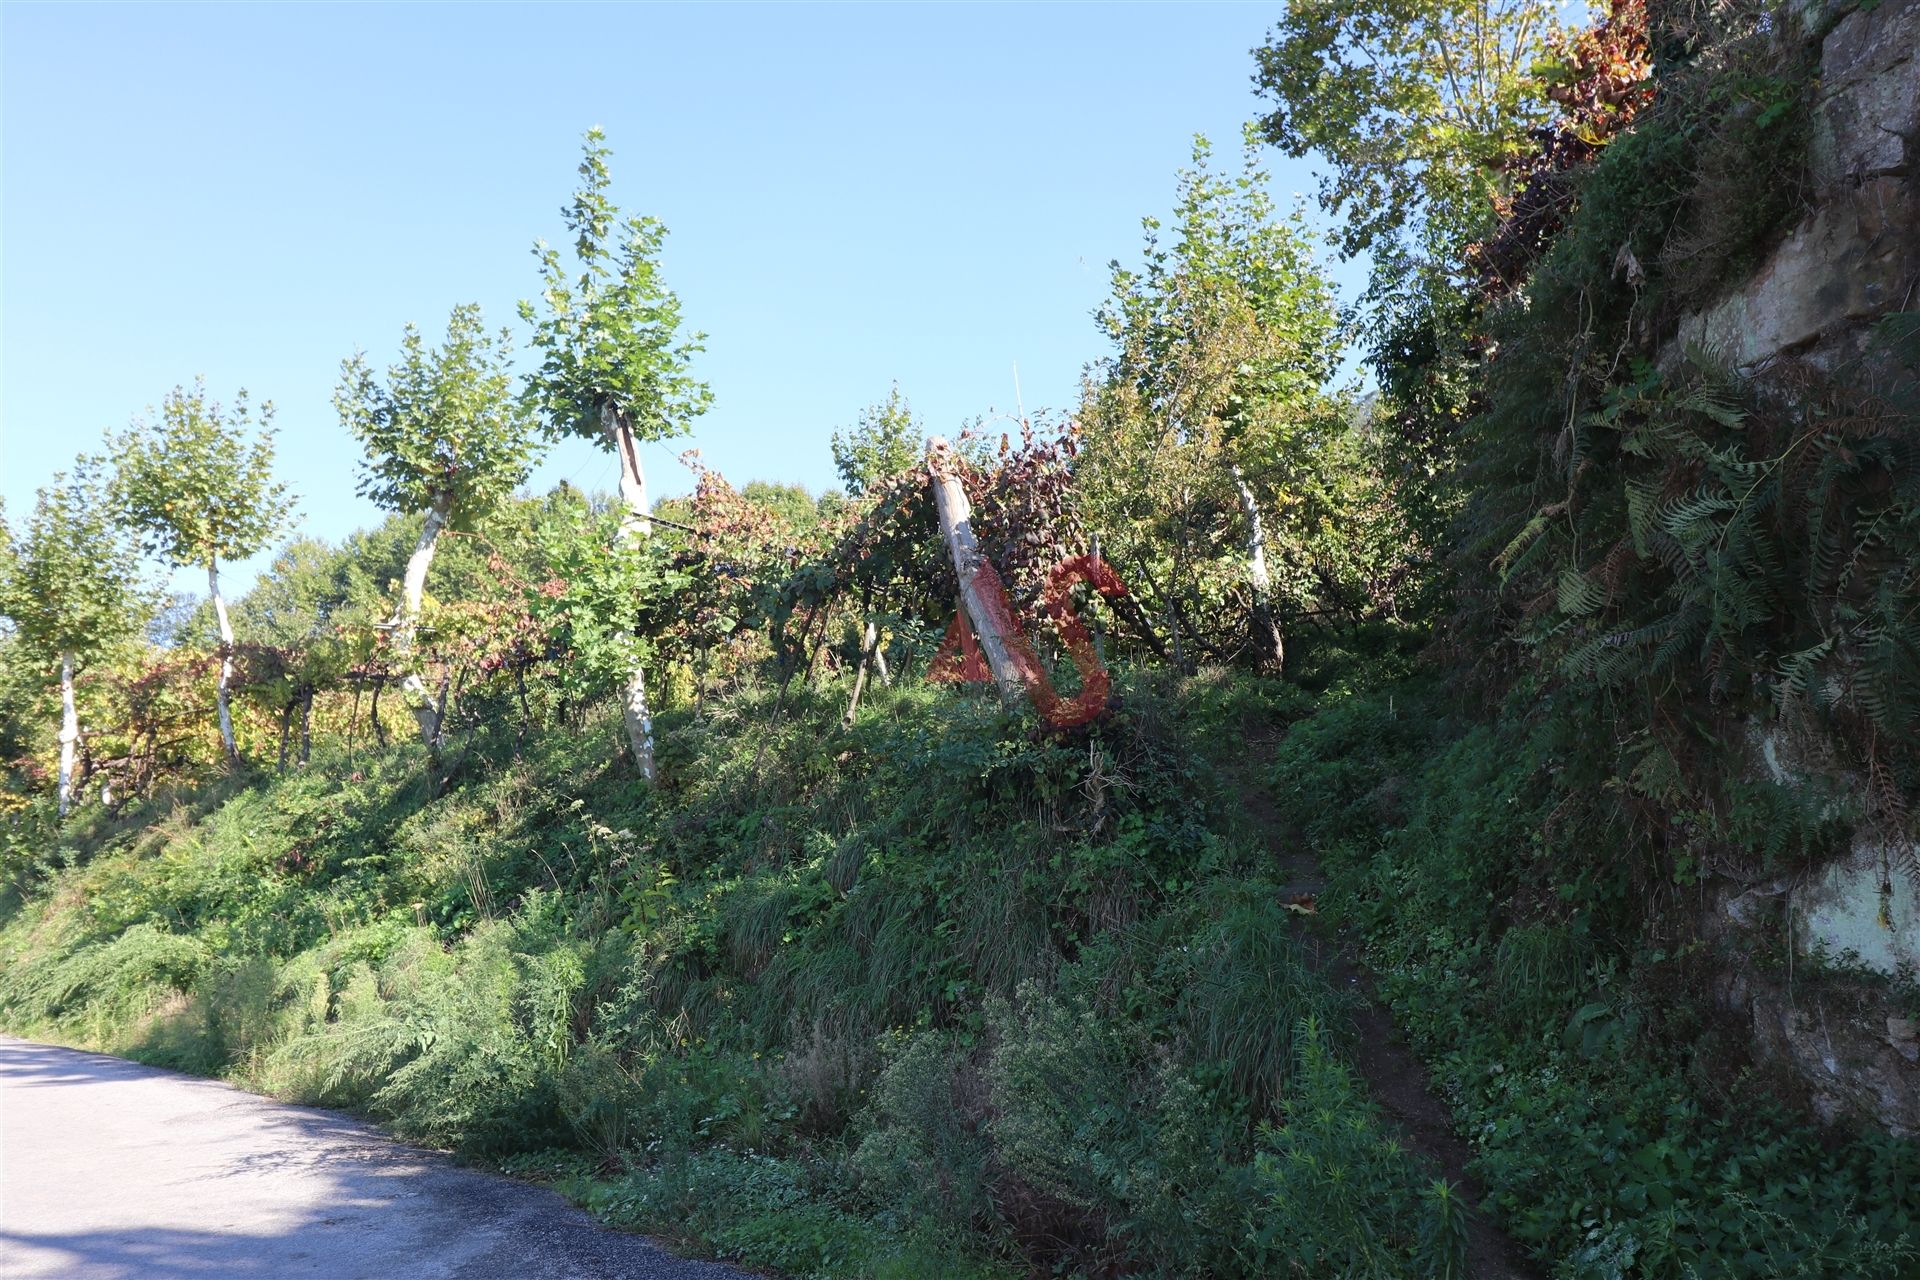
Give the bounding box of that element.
[209,560,240,762]
[607,402,652,540]
[1230,463,1285,672]
[57,651,79,817]
[604,404,656,782]
[927,437,1028,708]
[845,618,880,727]
[392,493,450,747]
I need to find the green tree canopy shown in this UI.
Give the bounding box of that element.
[234,538,347,645]
[740,481,834,537]
[1096,133,1341,421]
[1251,0,1564,295]
[0,463,147,673]
[112,379,294,571]
[518,126,713,781]
[334,303,541,531]
[1,464,152,813]
[519,127,712,447]
[1079,134,1398,662]
[831,386,924,497]
[111,378,295,762]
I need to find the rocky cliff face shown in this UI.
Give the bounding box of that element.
[1678,0,1920,1133]
[1708,720,1920,1132]
[1675,0,1917,372]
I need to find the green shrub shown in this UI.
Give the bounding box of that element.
[1247,1019,1469,1280]
[584,1146,1005,1280]
[851,1030,991,1232]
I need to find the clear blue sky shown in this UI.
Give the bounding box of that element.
[2,2,1361,590]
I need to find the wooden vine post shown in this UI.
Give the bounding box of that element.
[926,437,1029,709]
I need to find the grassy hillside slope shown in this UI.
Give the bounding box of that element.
[7,660,1917,1278]
[0,673,1469,1279]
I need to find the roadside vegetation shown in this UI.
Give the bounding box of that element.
[5,1,1919,1276]
[0,669,1477,1278]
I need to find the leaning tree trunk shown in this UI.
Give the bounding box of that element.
[927,437,1029,708]
[208,559,240,763]
[57,651,79,817]
[391,493,451,748]
[1230,463,1285,673]
[605,403,657,783]
[346,674,363,757]
[370,674,388,748]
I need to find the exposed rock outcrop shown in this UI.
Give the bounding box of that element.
[1674,0,1919,369]
[1676,0,1920,1134]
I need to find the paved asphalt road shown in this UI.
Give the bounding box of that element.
[0,1036,746,1279]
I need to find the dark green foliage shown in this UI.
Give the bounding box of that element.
[1340,36,1920,1271]
[1440,4,1827,676]
[1250,1021,1471,1280]
[850,1029,992,1230]
[583,1145,995,1280]
[1434,10,1909,818]
[0,674,1459,1277]
[1270,680,1920,1279]
[1497,355,1920,762]
[1171,879,1337,1096]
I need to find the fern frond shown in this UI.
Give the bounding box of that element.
[1674,386,1746,430]
[1658,489,1734,543]
[1557,569,1608,617]
[1774,636,1835,714]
